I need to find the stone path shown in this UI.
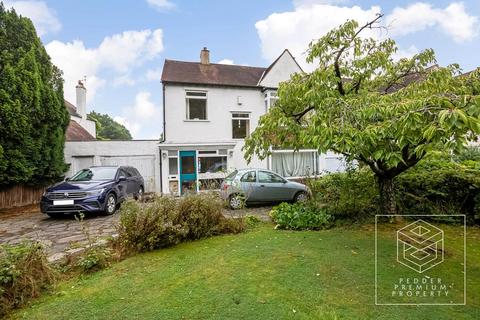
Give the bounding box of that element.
[0,204,272,259]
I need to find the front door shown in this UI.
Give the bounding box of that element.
[179,151,196,194]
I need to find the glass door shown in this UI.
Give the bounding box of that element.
[179,151,196,194]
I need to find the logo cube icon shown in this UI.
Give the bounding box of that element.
[397,219,444,273]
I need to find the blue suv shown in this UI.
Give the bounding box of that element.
[40,166,144,218]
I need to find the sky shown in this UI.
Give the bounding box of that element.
[3,0,480,139]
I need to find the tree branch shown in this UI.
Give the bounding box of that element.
[334,14,384,96]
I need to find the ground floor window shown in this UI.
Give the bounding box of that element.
[198,151,228,191]
[198,156,227,173]
[271,150,347,177]
[272,151,317,177]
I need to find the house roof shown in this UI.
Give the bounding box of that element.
[66,120,95,141]
[383,65,439,93]
[161,60,266,87]
[64,100,81,118]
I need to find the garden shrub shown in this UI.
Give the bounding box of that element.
[116,196,188,254]
[245,215,262,227]
[307,168,379,222]
[74,245,113,273]
[396,157,480,224]
[175,193,225,240]
[307,153,480,225]
[0,241,56,317]
[116,193,245,254]
[270,202,332,230]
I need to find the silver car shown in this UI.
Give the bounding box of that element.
[220,168,310,209]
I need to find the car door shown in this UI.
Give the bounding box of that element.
[239,170,259,202]
[131,167,144,192]
[126,167,140,194]
[257,171,291,201]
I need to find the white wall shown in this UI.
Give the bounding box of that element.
[259,50,302,88]
[164,85,265,143]
[64,140,160,193]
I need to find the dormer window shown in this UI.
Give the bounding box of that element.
[186,91,207,120]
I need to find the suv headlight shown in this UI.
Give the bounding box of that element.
[88,188,105,196]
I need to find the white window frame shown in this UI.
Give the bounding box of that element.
[185,90,208,121]
[196,149,228,192]
[231,112,251,140]
[264,90,278,111]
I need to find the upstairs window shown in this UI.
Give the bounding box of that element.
[186,91,207,120]
[232,112,250,139]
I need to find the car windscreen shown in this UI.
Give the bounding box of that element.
[224,170,238,182]
[69,167,118,181]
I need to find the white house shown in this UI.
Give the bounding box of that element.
[159,48,345,195]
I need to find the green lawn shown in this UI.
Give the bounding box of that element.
[13,223,480,320]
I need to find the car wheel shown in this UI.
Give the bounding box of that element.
[104,193,117,215]
[135,186,144,201]
[229,194,243,210]
[294,191,309,203]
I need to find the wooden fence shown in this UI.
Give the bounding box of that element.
[0,185,45,209]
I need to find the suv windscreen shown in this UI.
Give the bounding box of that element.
[70,167,118,181]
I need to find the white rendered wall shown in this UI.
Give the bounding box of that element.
[164,85,266,143]
[258,51,302,88]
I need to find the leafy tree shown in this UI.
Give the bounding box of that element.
[87,111,132,140]
[244,15,480,215]
[0,4,69,188]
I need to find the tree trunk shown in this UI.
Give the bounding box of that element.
[377,176,397,215]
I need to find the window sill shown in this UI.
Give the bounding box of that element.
[184,120,210,122]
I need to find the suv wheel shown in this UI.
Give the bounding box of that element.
[135,186,144,201]
[104,193,117,215]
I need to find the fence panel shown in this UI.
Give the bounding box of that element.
[0,185,45,209]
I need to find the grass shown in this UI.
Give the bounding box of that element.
[12,222,480,320]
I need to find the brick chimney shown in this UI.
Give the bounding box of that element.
[75,80,87,118]
[200,47,210,65]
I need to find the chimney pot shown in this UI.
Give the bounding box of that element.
[200,47,210,65]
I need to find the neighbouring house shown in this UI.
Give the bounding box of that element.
[65,81,97,139]
[159,47,346,195]
[63,82,161,193]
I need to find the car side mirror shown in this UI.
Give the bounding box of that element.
[118,176,127,182]
[65,177,70,181]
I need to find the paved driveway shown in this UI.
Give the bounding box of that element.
[0,204,271,257]
[0,205,119,254]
